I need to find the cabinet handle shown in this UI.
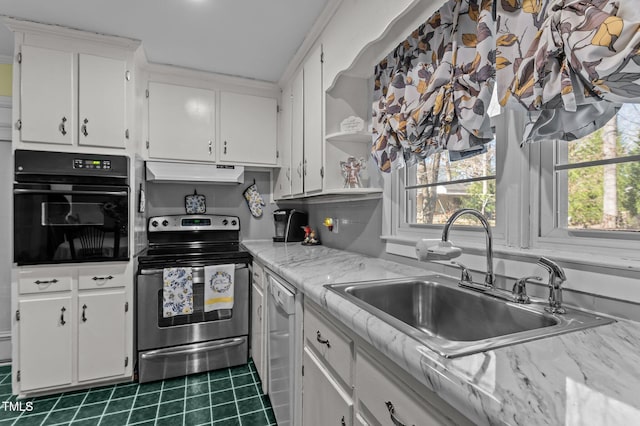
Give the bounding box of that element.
[303,159,308,176]
[59,117,67,136]
[297,162,302,177]
[316,330,330,348]
[82,304,87,322]
[257,304,262,318]
[208,140,212,155]
[60,307,66,325]
[34,279,59,285]
[81,118,89,137]
[286,168,291,180]
[92,275,114,281]
[224,140,227,155]
[385,401,414,426]
[341,416,346,426]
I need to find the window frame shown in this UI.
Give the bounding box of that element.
[384,108,640,264]
[532,136,640,258]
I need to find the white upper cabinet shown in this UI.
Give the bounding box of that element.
[19,45,128,149]
[291,70,304,196]
[274,82,293,199]
[78,54,127,149]
[303,44,324,194]
[219,91,278,165]
[20,45,74,145]
[148,82,216,162]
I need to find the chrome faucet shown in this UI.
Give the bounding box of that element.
[441,209,495,289]
[537,257,566,314]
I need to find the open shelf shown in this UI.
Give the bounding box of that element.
[326,131,373,143]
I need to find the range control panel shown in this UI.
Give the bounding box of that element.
[148,215,240,232]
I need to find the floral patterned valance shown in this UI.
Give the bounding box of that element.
[372,0,640,172]
[371,0,496,172]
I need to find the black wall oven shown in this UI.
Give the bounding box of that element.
[14,150,130,265]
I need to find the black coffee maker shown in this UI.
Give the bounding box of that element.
[273,209,308,242]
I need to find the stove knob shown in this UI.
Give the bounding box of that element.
[231,220,237,226]
[162,220,169,227]
[151,220,158,227]
[222,219,229,226]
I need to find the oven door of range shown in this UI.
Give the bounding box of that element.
[136,263,249,351]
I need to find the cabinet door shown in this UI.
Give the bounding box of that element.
[18,296,73,391]
[303,347,353,426]
[78,291,126,382]
[148,82,216,161]
[303,44,324,193]
[78,54,127,148]
[219,92,278,165]
[274,83,293,199]
[291,70,304,195]
[20,45,74,145]
[251,283,265,387]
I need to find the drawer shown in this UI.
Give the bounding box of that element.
[252,261,265,291]
[304,302,353,387]
[356,350,454,426]
[18,268,73,294]
[78,265,128,290]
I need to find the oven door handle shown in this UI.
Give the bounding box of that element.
[139,337,245,359]
[14,188,129,196]
[139,264,248,275]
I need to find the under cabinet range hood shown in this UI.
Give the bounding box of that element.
[145,161,244,184]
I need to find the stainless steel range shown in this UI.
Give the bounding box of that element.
[136,214,251,383]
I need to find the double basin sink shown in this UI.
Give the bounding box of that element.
[325,275,615,358]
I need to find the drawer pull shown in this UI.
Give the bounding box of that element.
[92,275,114,281]
[34,279,59,285]
[386,401,414,426]
[316,330,331,348]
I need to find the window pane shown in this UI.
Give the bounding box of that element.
[407,140,496,186]
[561,104,640,232]
[407,180,496,225]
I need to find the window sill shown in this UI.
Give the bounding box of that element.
[382,234,640,274]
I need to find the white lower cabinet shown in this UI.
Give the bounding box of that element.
[251,282,265,387]
[18,295,73,391]
[78,291,126,382]
[14,265,132,396]
[356,349,454,426]
[299,299,472,426]
[303,347,353,426]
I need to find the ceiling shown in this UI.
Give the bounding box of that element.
[0,0,329,82]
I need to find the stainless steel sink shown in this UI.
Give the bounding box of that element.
[325,275,615,358]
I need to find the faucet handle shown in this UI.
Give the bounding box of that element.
[451,261,473,284]
[512,276,542,304]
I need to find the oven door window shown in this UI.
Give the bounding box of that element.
[14,184,129,265]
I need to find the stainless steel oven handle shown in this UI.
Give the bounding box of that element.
[139,264,248,275]
[14,189,128,196]
[140,337,245,359]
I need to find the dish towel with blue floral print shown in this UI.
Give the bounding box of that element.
[163,267,194,318]
[204,264,235,312]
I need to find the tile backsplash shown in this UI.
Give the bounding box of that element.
[146,171,276,241]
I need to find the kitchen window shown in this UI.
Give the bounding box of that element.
[535,104,640,254]
[386,113,509,248]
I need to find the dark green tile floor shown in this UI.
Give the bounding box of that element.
[0,360,276,426]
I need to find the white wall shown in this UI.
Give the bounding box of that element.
[0,140,11,362]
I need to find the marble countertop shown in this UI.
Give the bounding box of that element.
[242,240,640,426]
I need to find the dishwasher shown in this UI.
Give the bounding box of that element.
[267,274,303,426]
